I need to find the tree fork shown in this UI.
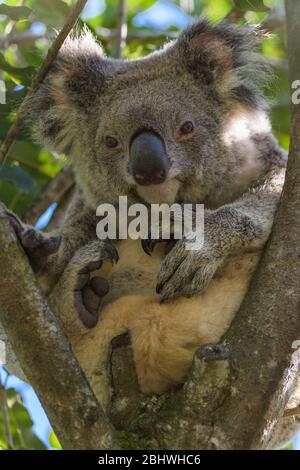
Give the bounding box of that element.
[0,203,115,449]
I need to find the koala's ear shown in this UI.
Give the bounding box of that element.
[175,18,268,107]
[28,29,107,155]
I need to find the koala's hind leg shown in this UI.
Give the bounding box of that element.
[49,240,118,337]
[71,295,144,410]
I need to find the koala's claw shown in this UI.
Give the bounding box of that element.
[156,237,223,301]
[20,228,61,255]
[7,211,61,271]
[196,343,229,361]
[141,238,158,256]
[142,236,176,257]
[102,243,119,264]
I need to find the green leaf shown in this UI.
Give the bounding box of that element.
[0,53,34,85]
[49,430,62,450]
[32,0,70,27]
[233,0,269,11]
[0,4,32,20]
[0,161,36,193]
[0,388,47,450]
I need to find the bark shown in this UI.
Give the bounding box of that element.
[0,203,115,449]
[102,0,300,449]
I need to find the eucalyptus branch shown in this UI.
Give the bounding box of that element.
[23,165,75,225]
[116,0,127,58]
[0,203,116,449]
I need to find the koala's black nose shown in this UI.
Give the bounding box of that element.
[129,131,170,186]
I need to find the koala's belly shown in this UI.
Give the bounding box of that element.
[90,242,262,395]
[95,238,261,313]
[97,239,163,308]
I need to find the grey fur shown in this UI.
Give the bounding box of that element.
[10,17,286,318]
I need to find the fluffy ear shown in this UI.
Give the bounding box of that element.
[28,29,107,155]
[175,18,269,108]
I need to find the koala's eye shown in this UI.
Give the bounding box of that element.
[180,121,194,135]
[105,136,120,149]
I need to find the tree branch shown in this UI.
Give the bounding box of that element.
[284,405,300,418]
[116,0,127,58]
[0,203,115,449]
[23,165,75,225]
[0,0,88,167]
[262,5,286,33]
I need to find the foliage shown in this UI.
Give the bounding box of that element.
[0,0,292,450]
[0,385,47,449]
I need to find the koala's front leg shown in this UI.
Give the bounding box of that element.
[156,166,286,301]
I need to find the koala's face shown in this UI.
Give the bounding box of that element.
[31,20,268,207]
[92,70,221,205]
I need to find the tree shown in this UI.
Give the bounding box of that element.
[0,0,299,450]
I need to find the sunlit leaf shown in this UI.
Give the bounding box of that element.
[32,0,70,27]
[0,53,34,85]
[233,0,269,11]
[0,388,47,450]
[49,430,62,450]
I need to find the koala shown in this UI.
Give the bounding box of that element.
[8,19,289,406]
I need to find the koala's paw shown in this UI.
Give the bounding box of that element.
[7,211,61,272]
[156,238,224,301]
[196,343,229,361]
[141,235,176,256]
[73,242,119,329]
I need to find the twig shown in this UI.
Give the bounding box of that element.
[0,0,88,167]
[0,384,14,450]
[0,27,178,49]
[116,0,127,58]
[284,405,300,418]
[264,56,289,73]
[225,8,245,23]
[23,165,75,225]
[2,0,27,50]
[46,185,75,230]
[262,5,286,32]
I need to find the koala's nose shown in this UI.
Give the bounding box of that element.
[129,131,170,186]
